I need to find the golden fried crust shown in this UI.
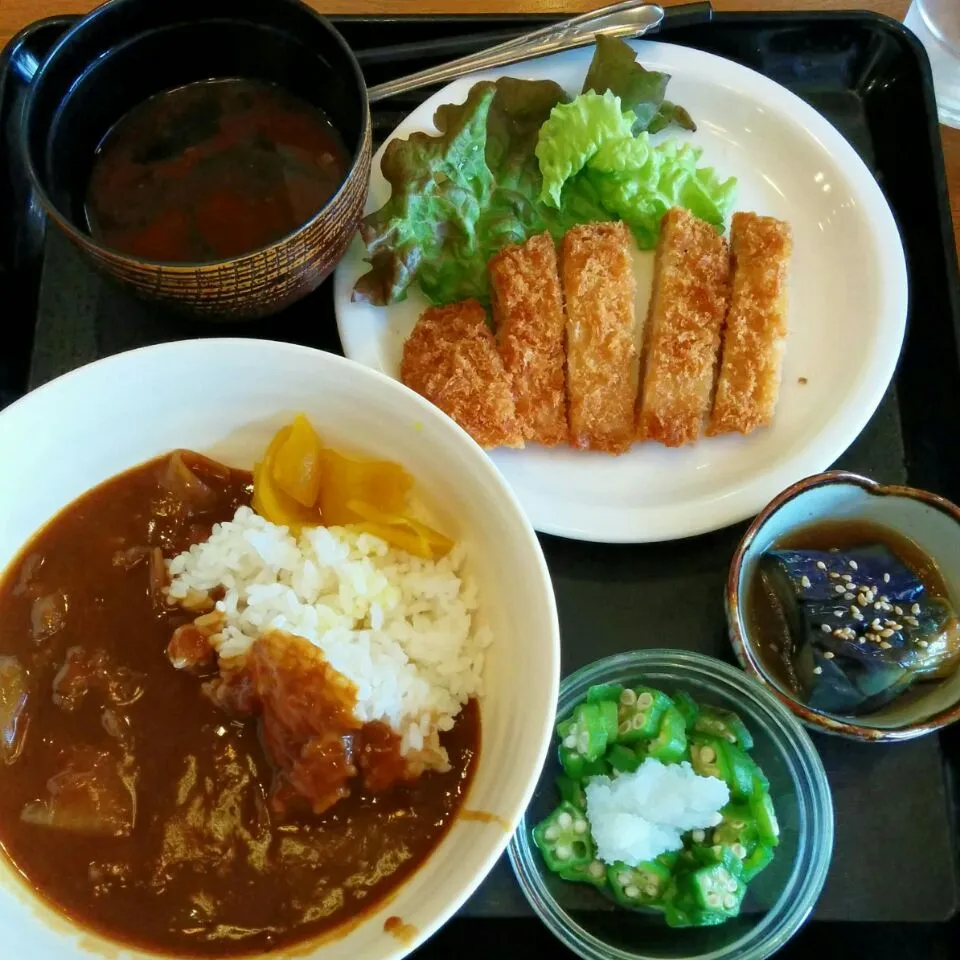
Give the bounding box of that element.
[707,212,792,437]
[489,232,568,446]
[400,300,524,449]
[560,221,638,455]
[637,208,731,448]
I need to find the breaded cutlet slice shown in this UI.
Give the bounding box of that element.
[488,232,568,446]
[707,212,793,437]
[400,299,524,450]
[637,208,731,448]
[560,221,638,455]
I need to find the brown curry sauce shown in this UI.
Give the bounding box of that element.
[0,453,480,956]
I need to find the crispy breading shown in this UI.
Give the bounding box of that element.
[400,300,524,450]
[560,221,638,454]
[637,208,731,447]
[488,232,568,446]
[707,212,793,437]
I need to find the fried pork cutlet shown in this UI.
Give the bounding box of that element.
[637,208,731,448]
[488,232,568,446]
[560,221,638,454]
[707,212,793,437]
[400,300,524,450]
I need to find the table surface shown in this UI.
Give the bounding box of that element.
[2,0,958,260]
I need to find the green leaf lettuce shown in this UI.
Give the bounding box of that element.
[352,36,728,307]
[536,90,635,208]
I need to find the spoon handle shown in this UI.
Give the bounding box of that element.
[366,2,665,103]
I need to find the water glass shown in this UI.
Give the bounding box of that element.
[905,0,960,127]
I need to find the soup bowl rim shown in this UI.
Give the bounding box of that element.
[21,0,372,269]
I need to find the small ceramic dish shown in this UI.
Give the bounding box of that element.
[727,471,960,741]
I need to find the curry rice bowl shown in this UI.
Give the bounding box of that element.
[166,506,490,764]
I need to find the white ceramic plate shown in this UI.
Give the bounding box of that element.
[0,340,560,960]
[333,40,908,543]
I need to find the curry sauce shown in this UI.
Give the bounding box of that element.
[0,453,479,956]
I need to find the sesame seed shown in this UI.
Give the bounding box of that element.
[841,574,853,582]
[829,572,840,580]
[919,640,929,648]
[844,592,855,601]
[872,618,883,629]
[912,603,921,614]
[849,606,859,616]
[858,638,866,644]
[880,641,892,649]
[817,561,827,570]
[821,623,832,633]
[813,666,823,674]
[905,616,919,626]
[880,596,889,603]
[894,605,903,615]
[849,560,858,570]
[884,620,897,628]
[823,651,835,659]
[883,573,891,583]
[833,629,843,638]
[801,575,811,589]
[853,609,864,621]
[874,601,882,610]
[830,548,839,553]
[835,584,845,593]
[866,633,877,642]
[835,609,844,617]
[881,629,894,638]
[858,593,869,606]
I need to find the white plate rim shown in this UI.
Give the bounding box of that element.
[333,39,909,544]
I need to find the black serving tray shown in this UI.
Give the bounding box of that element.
[3,7,960,958]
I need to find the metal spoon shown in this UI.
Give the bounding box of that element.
[367,2,665,103]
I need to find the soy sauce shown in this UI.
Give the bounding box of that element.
[85,78,349,263]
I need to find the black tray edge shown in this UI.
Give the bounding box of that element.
[0,4,959,936]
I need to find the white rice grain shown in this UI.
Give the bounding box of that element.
[165,507,486,763]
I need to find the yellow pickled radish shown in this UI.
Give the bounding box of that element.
[272,414,324,508]
[346,500,453,559]
[252,426,321,534]
[317,450,412,526]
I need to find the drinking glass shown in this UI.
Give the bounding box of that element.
[905,0,960,127]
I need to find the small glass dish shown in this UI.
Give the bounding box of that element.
[508,649,833,960]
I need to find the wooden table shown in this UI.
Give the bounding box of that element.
[2,0,958,258]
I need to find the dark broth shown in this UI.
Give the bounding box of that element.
[746,519,951,694]
[0,455,479,957]
[84,79,350,263]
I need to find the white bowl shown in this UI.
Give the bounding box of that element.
[0,339,561,960]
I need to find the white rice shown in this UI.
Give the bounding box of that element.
[585,759,730,866]
[165,506,490,759]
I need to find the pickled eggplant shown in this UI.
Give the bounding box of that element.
[758,544,960,715]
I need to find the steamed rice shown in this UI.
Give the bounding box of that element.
[165,506,490,759]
